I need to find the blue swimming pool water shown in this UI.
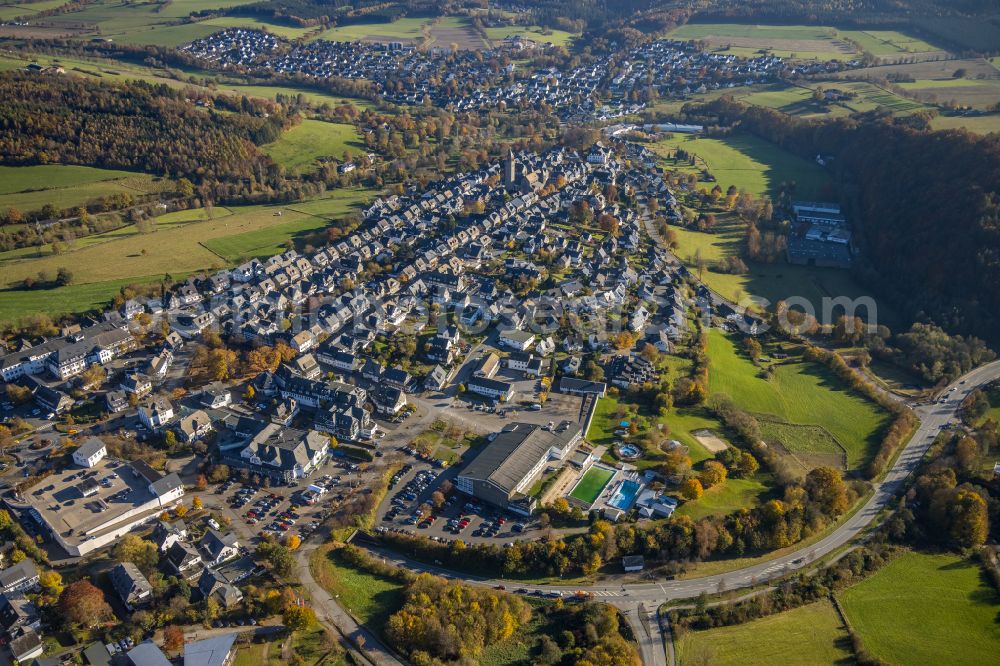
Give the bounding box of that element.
[607,479,642,510]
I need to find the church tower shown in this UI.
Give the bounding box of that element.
[503,148,516,190]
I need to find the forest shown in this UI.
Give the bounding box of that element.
[0,73,288,194]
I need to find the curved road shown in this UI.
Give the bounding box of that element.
[355,360,1000,665]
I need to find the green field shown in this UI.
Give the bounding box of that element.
[834,80,929,114]
[0,273,184,323]
[216,83,377,110]
[676,599,852,665]
[675,475,775,520]
[839,29,940,56]
[36,0,287,45]
[312,17,431,43]
[0,188,370,286]
[707,329,888,471]
[650,132,833,199]
[309,545,405,636]
[569,466,615,505]
[840,551,1000,665]
[0,165,172,214]
[758,418,847,472]
[0,0,72,20]
[667,23,940,61]
[262,119,364,174]
[896,78,1000,110]
[667,23,858,61]
[666,217,890,324]
[483,24,577,48]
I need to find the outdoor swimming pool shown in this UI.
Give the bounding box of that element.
[607,479,642,510]
[618,443,641,459]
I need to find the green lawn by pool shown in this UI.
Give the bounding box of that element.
[569,466,615,505]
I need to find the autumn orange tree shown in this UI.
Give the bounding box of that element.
[59,579,113,628]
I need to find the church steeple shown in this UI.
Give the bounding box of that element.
[503,148,516,190]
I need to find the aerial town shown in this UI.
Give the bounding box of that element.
[1,1,999,665]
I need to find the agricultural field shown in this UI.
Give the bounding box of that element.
[650,132,833,199]
[840,551,1000,665]
[0,0,70,21]
[483,24,577,48]
[838,29,940,56]
[29,0,271,45]
[0,165,173,214]
[667,23,858,61]
[0,187,373,317]
[261,119,365,174]
[896,77,1000,111]
[427,16,489,50]
[706,329,889,471]
[676,599,853,665]
[312,17,432,44]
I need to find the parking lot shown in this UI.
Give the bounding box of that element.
[207,457,380,545]
[375,461,543,546]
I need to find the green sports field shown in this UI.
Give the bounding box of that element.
[840,551,1000,665]
[569,466,615,505]
[676,599,852,665]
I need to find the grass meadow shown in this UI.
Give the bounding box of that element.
[0,165,171,214]
[706,329,888,471]
[667,23,941,61]
[649,132,833,199]
[0,187,373,321]
[840,551,1000,665]
[483,24,577,48]
[675,475,776,520]
[676,599,852,665]
[665,216,891,325]
[261,119,365,174]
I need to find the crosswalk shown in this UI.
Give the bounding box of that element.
[592,590,622,597]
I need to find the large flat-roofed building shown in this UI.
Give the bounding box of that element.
[787,201,853,268]
[18,459,184,557]
[456,422,581,516]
